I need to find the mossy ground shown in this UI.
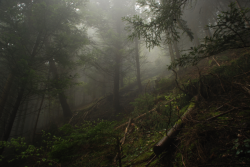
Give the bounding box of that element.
[3,48,250,167]
[67,48,250,167]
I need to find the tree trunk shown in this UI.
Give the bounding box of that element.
[113,0,122,114]
[0,73,13,119]
[135,37,142,92]
[113,53,120,114]
[0,85,26,155]
[21,100,29,137]
[193,31,200,46]
[173,41,180,59]
[120,72,124,88]
[49,59,72,118]
[14,104,24,137]
[0,31,42,154]
[168,43,175,63]
[204,19,212,38]
[153,100,196,155]
[32,93,45,144]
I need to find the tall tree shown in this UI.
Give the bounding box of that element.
[0,0,88,151]
[135,37,142,92]
[85,0,135,114]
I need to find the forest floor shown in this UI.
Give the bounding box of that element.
[2,47,250,167]
[63,47,250,167]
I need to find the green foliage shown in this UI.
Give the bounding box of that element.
[0,120,118,165]
[168,2,250,69]
[49,120,118,161]
[0,0,89,99]
[156,78,176,93]
[123,0,193,49]
[0,137,53,165]
[232,138,250,156]
[131,93,155,115]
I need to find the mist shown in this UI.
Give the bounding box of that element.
[1,0,250,166]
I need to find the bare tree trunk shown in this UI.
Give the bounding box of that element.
[14,104,24,137]
[168,43,175,63]
[0,85,26,155]
[113,0,122,114]
[50,59,72,118]
[21,100,29,137]
[30,97,41,128]
[205,27,212,37]
[120,66,124,88]
[135,37,142,92]
[0,73,13,119]
[203,18,212,38]
[193,32,200,46]
[32,93,45,144]
[113,53,120,114]
[102,74,106,96]
[0,31,42,154]
[173,41,180,59]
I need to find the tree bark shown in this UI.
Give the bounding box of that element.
[113,0,122,114]
[173,41,180,59]
[21,100,29,137]
[113,53,120,114]
[120,69,124,88]
[50,59,72,118]
[204,18,212,38]
[14,104,24,137]
[0,85,26,155]
[0,73,13,119]
[32,92,45,144]
[193,31,200,46]
[135,37,142,92]
[0,32,42,154]
[153,100,196,155]
[168,43,175,63]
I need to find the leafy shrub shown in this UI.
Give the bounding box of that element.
[131,93,155,116]
[49,120,118,161]
[0,120,119,165]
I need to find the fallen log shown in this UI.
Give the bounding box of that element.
[153,100,196,155]
[120,118,132,145]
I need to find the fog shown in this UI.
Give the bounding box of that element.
[0,0,249,148]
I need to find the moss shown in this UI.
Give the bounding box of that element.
[188,101,195,109]
[211,111,220,117]
[179,105,189,115]
[132,152,153,164]
[176,119,182,125]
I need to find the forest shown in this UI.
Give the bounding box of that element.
[0,0,250,166]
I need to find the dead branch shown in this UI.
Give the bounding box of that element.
[115,99,174,130]
[206,108,235,121]
[120,118,132,145]
[234,82,250,96]
[145,155,157,167]
[212,56,220,66]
